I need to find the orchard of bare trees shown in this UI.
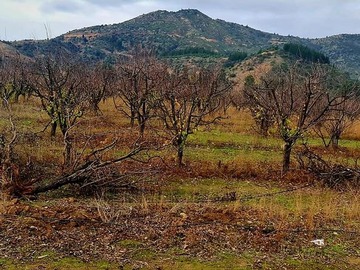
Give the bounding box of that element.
[0,48,234,196]
[1,48,360,197]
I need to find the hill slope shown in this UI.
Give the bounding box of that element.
[60,9,280,54]
[310,34,360,77]
[0,41,23,59]
[6,9,360,76]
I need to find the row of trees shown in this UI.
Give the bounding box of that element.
[0,48,232,195]
[113,48,232,165]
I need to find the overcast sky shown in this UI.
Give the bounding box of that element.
[1,0,359,41]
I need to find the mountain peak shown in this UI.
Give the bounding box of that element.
[176,9,208,16]
[135,8,210,22]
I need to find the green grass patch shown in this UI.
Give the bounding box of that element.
[162,178,280,202]
[0,257,118,270]
[117,239,144,248]
[188,130,281,149]
[168,254,250,270]
[185,146,282,163]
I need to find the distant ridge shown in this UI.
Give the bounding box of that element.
[5,9,360,76]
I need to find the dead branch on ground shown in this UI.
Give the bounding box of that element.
[297,146,360,189]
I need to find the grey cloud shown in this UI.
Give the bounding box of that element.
[40,0,83,14]
[83,0,145,8]
[39,0,157,16]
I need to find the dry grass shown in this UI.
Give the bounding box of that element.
[248,187,360,232]
[345,119,360,140]
[94,198,125,223]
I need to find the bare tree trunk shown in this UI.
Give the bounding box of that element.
[63,134,73,168]
[130,109,136,127]
[175,134,187,167]
[177,144,184,167]
[138,102,147,136]
[330,132,340,149]
[282,141,293,173]
[137,114,146,137]
[92,102,101,115]
[260,118,269,137]
[50,121,57,137]
[139,120,146,137]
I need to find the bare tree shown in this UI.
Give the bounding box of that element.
[0,57,17,189]
[0,97,17,191]
[0,55,32,103]
[86,63,116,114]
[28,51,90,166]
[113,47,164,135]
[0,56,13,103]
[244,62,345,173]
[313,87,360,148]
[155,66,232,166]
[243,75,275,136]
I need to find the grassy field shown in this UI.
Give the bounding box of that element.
[0,99,359,269]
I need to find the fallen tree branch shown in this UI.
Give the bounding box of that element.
[296,146,360,189]
[27,145,143,195]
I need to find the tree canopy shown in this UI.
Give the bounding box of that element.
[283,43,330,64]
